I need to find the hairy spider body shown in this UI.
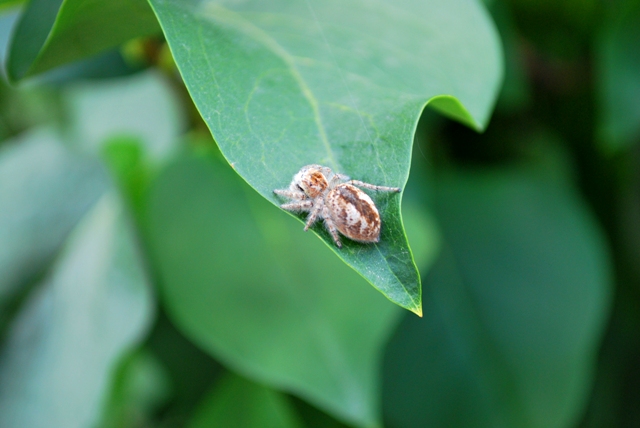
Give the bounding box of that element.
[274,164,400,248]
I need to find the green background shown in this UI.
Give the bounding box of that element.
[0,0,637,427]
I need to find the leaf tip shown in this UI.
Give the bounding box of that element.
[410,305,423,318]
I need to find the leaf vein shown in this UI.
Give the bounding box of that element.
[201,4,339,169]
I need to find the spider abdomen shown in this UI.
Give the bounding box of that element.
[326,184,381,243]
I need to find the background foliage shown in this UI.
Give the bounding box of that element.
[0,0,638,427]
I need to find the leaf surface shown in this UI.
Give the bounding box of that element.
[64,70,185,163]
[6,0,159,80]
[383,165,613,428]
[0,129,107,304]
[190,374,303,428]
[0,191,154,428]
[145,153,401,427]
[98,350,172,428]
[148,0,503,313]
[595,0,640,151]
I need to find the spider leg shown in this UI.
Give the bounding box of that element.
[334,173,350,181]
[346,180,400,192]
[328,172,350,188]
[304,199,324,231]
[274,189,307,200]
[322,206,342,248]
[281,200,313,211]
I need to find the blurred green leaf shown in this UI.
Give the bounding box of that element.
[507,0,598,56]
[0,83,62,139]
[487,0,531,111]
[64,71,185,164]
[148,0,503,314]
[190,374,303,428]
[145,153,402,427]
[33,50,137,84]
[6,0,159,81]
[289,396,352,428]
[0,7,19,74]
[0,129,107,304]
[0,0,23,9]
[400,200,441,273]
[98,349,172,428]
[596,0,640,151]
[145,313,223,426]
[0,190,154,428]
[100,137,149,211]
[384,165,613,428]
[0,11,65,137]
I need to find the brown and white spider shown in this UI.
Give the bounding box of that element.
[274,164,401,248]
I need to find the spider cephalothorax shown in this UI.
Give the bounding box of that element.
[274,164,400,248]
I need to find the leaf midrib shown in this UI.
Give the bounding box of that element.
[196,2,422,313]
[198,3,339,170]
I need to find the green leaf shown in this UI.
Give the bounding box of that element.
[145,314,223,424]
[63,70,185,164]
[6,0,159,81]
[289,397,353,428]
[190,374,303,428]
[148,0,503,314]
[61,70,186,212]
[0,129,107,304]
[0,191,155,428]
[0,0,22,7]
[98,350,172,428]
[486,0,531,111]
[383,165,613,428]
[0,8,20,76]
[400,200,441,275]
[145,153,401,427]
[595,0,640,151]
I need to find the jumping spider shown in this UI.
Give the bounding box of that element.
[274,164,401,248]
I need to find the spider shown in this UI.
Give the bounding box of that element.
[274,164,401,248]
